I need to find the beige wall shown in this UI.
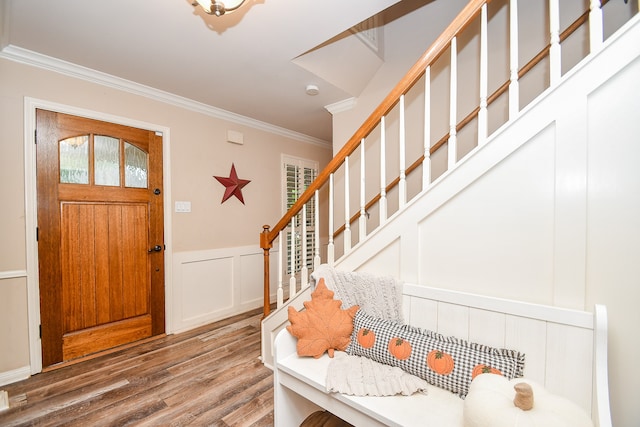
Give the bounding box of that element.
[0,57,332,376]
[0,82,27,271]
[0,278,29,371]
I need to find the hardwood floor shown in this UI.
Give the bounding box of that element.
[0,308,274,426]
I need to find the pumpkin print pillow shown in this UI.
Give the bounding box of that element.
[347,309,525,398]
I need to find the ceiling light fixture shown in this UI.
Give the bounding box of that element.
[191,0,247,17]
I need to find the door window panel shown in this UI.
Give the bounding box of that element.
[124,142,148,188]
[59,135,89,184]
[94,135,120,186]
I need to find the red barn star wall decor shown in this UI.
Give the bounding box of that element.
[213,163,251,204]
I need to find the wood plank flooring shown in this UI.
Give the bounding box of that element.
[0,308,274,426]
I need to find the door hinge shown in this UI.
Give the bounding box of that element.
[36,227,39,242]
[39,324,42,339]
[34,129,37,144]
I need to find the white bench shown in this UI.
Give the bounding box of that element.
[273,283,611,427]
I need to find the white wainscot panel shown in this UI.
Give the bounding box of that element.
[418,123,557,304]
[468,308,505,348]
[181,256,233,321]
[341,238,401,278]
[436,303,469,339]
[505,315,547,381]
[545,323,593,413]
[240,251,265,306]
[405,297,438,331]
[172,245,271,333]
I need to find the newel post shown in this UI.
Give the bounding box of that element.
[260,225,273,318]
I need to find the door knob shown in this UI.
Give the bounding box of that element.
[148,245,162,253]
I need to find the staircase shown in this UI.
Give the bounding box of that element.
[260,0,640,369]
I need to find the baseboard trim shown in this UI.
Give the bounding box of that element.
[0,365,31,387]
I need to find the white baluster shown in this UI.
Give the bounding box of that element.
[509,0,520,119]
[448,36,458,170]
[549,0,561,86]
[423,66,431,188]
[589,0,603,52]
[314,189,321,270]
[359,139,367,240]
[328,173,335,266]
[343,156,351,253]
[301,202,308,288]
[277,230,283,307]
[379,116,387,223]
[289,216,297,298]
[478,4,488,145]
[399,94,407,207]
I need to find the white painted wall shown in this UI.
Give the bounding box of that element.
[584,51,640,427]
[336,15,640,427]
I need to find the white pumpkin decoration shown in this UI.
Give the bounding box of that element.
[463,374,593,427]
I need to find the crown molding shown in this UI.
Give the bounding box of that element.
[325,97,357,115]
[0,45,332,149]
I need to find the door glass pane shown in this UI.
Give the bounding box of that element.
[125,142,148,188]
[94,135,120,186]
[60,135,89,184]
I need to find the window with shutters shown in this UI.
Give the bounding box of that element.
[282,156,318,275]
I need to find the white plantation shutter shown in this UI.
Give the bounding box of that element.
[283,156,318,274]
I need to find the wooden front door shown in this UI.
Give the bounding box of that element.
[36,109,165,368]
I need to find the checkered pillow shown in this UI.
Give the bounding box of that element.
[347,310,525,398]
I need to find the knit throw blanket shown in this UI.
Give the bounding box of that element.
[310,264,404,324]
[326,352,429,397]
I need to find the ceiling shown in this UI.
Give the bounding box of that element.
[0,0,416,144]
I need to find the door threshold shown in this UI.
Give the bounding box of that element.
[42,333,167,372]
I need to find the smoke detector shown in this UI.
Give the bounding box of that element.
[305,84,320,96]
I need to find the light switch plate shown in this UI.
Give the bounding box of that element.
[175,201,191,213]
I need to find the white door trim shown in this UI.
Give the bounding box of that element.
[23,97,174,373]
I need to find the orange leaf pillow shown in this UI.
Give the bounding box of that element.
[287,278,359,358]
